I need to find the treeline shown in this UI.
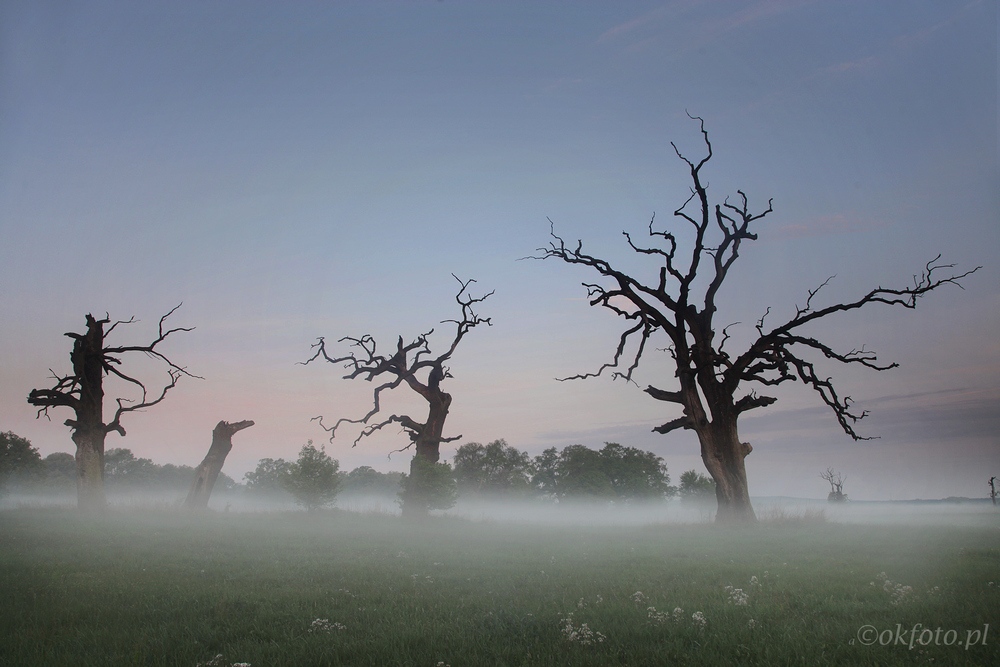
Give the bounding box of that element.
[3,430,715,511]
[452,439,715,504]
[1,438,240,494]
[241,438,717,510]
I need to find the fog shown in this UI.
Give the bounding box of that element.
[4,489,996,529]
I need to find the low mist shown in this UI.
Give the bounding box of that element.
[4,487,996,529]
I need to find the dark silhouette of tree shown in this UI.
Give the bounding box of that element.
[185,420,254,509]
[820,467,848,503]
[303,275,492,516]
[26,306,197,511]
[341,466,405,497]
[0,432,43,493]
[530,443,675,504]
[990,476,997,506]
[528,117,979,523]
[40,452,77,490]
[454,439,533,498]
[283,441,341,513]
[244,457,292,496]
[678,469,716,505]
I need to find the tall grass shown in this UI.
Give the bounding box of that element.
[1,507,997,666]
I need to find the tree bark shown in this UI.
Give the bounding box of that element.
[72,427,107,512]
[401,391,451,517]
[694,420,756,523]
[184,420,254,509]
[70,316,109,511]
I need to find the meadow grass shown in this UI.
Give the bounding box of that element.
[0,506,998,666]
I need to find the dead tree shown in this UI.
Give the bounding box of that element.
[528,116,979,524]
[184,420,255,509]
[821,467,848,503]
[303,275,492,516]
[27,306,197,511]
[990,476,997,506]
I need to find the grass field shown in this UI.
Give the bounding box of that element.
[1,505,998,666]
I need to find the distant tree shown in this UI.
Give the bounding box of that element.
[185,420,254,509]
[104,448,158,488]
[599,442,676,502]
[283,442,342,512]
[991,476,997,506]
[528,117,979,523]
[304,275,491,517]
[820,468,847,503]
[531,447,560,499]
[0,431,43,493]
[453,439,533,498]
[554,444,617,501]
[678,470,716,504]
[41,452,76,489]
[341,466,405,496]
[244,457,292,495]
[532,443,674,504]
[26,306,197,511]
[398,458,457,512]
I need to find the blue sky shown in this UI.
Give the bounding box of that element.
[2,0,996,500]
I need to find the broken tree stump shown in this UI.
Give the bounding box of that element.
[184,420,254,509]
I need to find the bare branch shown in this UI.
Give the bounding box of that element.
[652,416,694,434]
[107,368,182,436]
[308,277,490,452]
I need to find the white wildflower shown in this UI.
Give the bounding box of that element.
[647,606,670,625]
[749,575,760,588]
[725,586,749,607]
[747,618,757,630]
[630,591,648,604]
[691,611,707,629]
[672,607,685,622]
[559,613,606,645]
[308,618,346,633]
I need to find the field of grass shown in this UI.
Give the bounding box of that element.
[1,506,998,666]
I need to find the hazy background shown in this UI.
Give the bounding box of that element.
[2,0,997,502]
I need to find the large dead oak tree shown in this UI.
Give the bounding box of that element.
[304,275,492,516]
[529,117,979,523]
[27,305,197,511]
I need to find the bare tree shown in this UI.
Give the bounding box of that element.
[990,476,997,506]
[27,306,197,511]
[184,420,255,509]
[528,116,979,523]
[820,467,847,503]
[303,275,492,516]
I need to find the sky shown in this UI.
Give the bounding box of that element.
[1,0,997,502]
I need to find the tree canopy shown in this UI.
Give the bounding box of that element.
[0,431,43,492]
[453,439,534,497]
[531,443,676,503]
[283,442,342,512]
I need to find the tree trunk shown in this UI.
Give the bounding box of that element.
[400,392,451,518]
[72,427,107,512]
[696,420,756,523]
[184,420,254,509]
